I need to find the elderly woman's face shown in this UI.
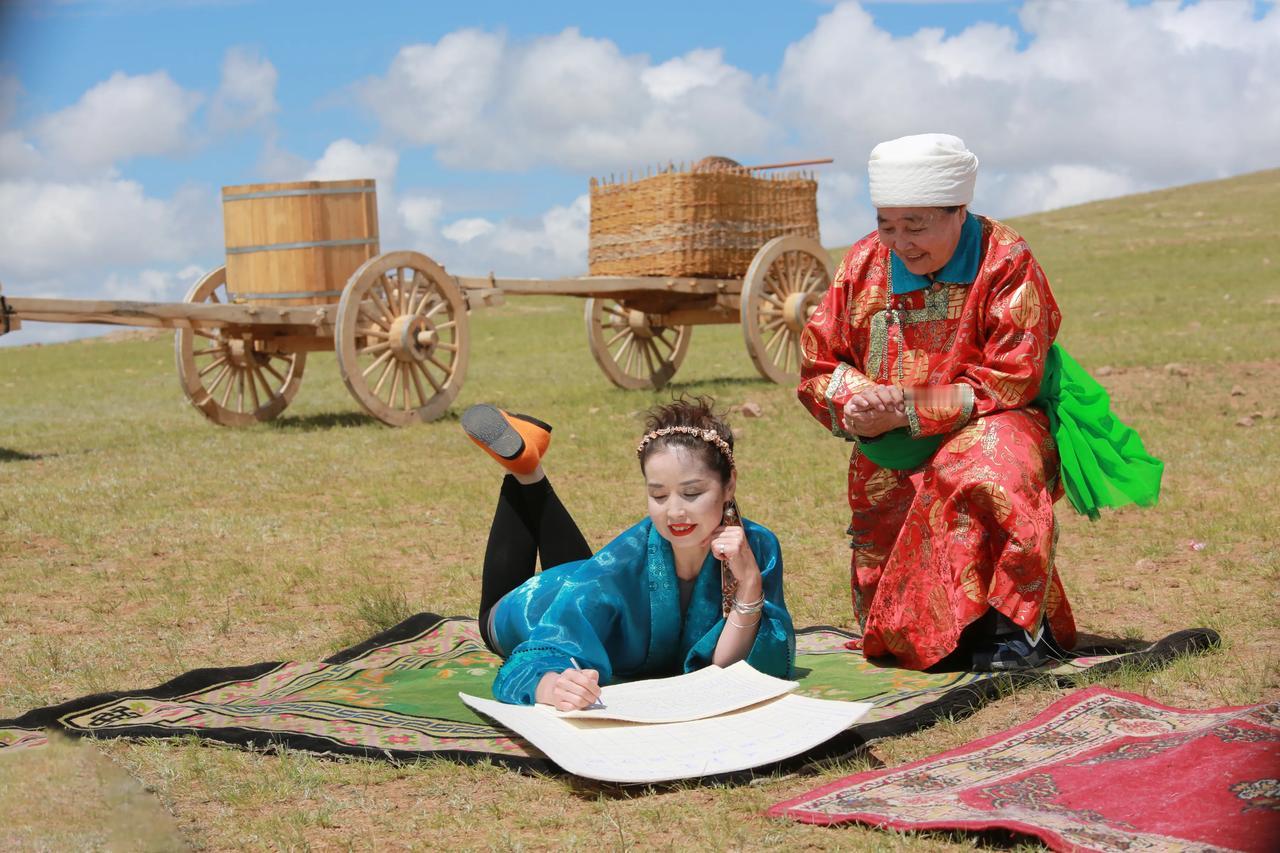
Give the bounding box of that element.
[876,207,966,276]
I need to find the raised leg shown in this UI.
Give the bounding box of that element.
[477,476,592,653]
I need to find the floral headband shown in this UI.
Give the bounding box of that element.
[636,426,735,468]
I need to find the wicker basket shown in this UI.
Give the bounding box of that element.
[588,161,820,279]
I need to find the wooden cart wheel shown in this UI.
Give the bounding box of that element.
[335,251,469,426]
[585,297,691,390]
[741,235,835,385]
[174,266,305,426]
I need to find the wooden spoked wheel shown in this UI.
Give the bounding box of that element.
[335,251,469,426]
[585,297,691,390]
[174,266,305,426]
[741,235,835,385]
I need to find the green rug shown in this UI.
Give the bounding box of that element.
[0,614,1218,773]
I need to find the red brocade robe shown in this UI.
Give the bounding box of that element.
[797,215,1077,669]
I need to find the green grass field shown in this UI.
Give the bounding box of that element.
[1,169,1277,850]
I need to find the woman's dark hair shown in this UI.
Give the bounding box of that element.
[637,395,734,485]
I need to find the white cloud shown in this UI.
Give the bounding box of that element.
[208,47,278,132]
[536,193,591,267]
[361,29,505,149]
[257,133,312,181]
[777,0,1280,221]
[102,264,207,302]
[351,2,1278,243]
[816,168,871,247]
[0,179,218,281]
[641,48,738,101]
[0,70,219,348]
[303,138,402,245]
[305,138,399,186]
[397,193,590,279]
[994,164,1141,218]
[360,28,773,171]
[34,71,202,172]
[0,176,220,349]
[441,217,495,244]
[0,131,42,178]
[397,193,444,238]
[478,195,590,271]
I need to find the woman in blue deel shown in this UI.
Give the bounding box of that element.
[463,397,795,710]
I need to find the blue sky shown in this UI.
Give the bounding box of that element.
[1,0,1276,345]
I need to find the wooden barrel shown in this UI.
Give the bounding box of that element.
[221,179,380,307]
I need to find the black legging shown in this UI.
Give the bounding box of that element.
[477,475,592,654]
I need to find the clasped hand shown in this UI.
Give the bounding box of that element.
[842,386,908,438]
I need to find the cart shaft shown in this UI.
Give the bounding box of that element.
[1,296,337,334]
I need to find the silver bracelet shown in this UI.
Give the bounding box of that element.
[730,595,765,615]
[727,612,761,629]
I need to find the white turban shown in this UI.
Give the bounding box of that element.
[867,133,978,208]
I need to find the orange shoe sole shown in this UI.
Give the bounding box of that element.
[462,404,552,475]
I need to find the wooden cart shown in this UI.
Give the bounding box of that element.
[1,180,496,427]
[0,172,834,426]
[479,234,834,390]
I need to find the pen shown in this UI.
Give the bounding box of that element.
[570,657,606,710]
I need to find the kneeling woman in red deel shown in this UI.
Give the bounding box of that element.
[797,134,1161,672]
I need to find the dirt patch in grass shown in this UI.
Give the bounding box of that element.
[0,734,187,851]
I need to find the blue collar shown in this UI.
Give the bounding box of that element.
[889,212,982,294]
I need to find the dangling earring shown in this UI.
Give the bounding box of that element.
[719,499,742,617]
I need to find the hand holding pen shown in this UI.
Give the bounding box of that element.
[535,657,604,710]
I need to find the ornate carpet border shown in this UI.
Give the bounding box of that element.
[0,616,1220,779]
[0,613,552,772]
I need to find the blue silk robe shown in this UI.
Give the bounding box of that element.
[489,517,795,705]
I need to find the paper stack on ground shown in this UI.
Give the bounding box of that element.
[461,661,871,783]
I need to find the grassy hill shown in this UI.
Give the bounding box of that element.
[1,169,1276,850]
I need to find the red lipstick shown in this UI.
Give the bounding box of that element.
[668,523,696,537]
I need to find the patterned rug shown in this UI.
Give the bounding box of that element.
[769,686,1279,852]
[0,614,1218,777]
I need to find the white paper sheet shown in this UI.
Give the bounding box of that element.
[460,691,872,784]
[552,660,798,723]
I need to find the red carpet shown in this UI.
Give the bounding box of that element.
[769,686,1279,852]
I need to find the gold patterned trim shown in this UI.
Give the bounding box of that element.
[901,284,959,326]
[958,384,976,428]
[1032,516,1060,643]
[865,278,963,382]
[866,309,888,381]
[826,363,852,402]
[825,364,858,440]
[905,399,924,437]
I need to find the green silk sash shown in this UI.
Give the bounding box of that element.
[855,344,1164,519]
